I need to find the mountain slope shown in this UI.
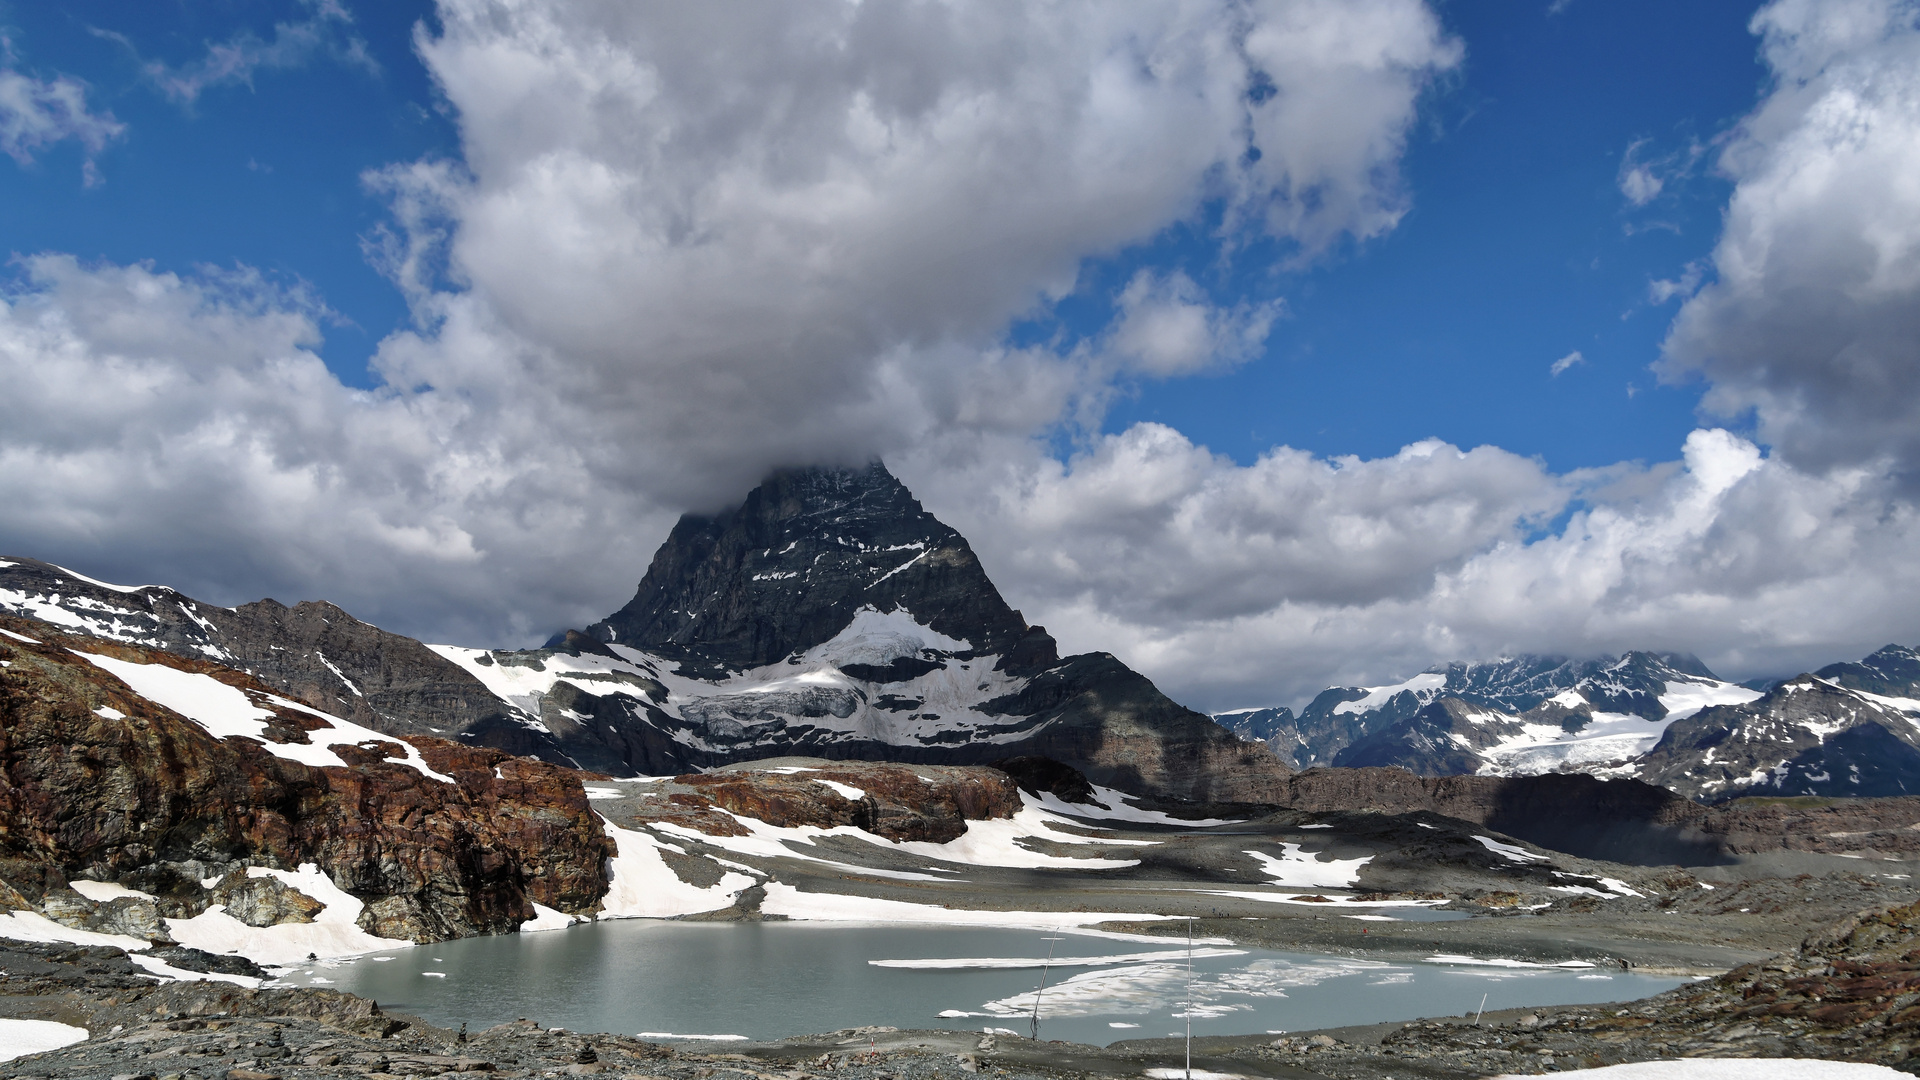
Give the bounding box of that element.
[486,462,1290,801]
[580,463,1038,676]
[0,556,555,759]
[1636,673,1920,800]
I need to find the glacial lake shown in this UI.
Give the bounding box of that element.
[302,921,1691,1047]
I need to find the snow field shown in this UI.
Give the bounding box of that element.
[597,818,758,919]
[75,652,452,783]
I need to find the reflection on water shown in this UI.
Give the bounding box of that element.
[307,921,1685,1047]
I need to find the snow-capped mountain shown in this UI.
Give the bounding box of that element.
[1636,648,1920,800]
[477,462,1288,801]
[1219,646,1920,802]
[0,463,1289,803]
[1218,652,1751,769]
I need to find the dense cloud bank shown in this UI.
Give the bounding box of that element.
[2,0,1917,708]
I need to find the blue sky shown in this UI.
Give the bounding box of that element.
[6,0,1756,469]
[2,0,1916,707]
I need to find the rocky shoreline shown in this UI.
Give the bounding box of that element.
[14,887,1920,1079]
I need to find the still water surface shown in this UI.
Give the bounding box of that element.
[309,921,1688,1048]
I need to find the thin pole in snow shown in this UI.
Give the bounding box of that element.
[1475,993,1488,1026]
[1030,931,1063,1041]
[1185,918,1194,1080]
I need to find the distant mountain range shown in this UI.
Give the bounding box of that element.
[1218,645,1920,801]
[0,463,1285,804]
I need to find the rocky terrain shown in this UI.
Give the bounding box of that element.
[1277,766,1920,866]
[0,556,547,758]
[0,614,609,943]
[1166,898,1920,1080]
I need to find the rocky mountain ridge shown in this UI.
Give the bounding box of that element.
[1221,645,1920,802]
[2,463,1290,803]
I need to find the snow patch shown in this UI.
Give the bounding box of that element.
[0,910,149,951]
[758,882,1178,928]
[1473,835,1549,863]
[1427,954,1594,968]
[1658,679,1763,722]
[1492,1061,1910,1080]
[814,778,867,801]
[165,863,413,966]
[0,627,40,644]
[1332,673,1448,716]
[75,653,452,783]
[1244,845,1371,889]
[129,952,261,987]
[1035,786,1240,827]
[519,903,577,933]
[869,947,1246,970]
[655,794,1150,872]
[68,880,156,904]
[598,819,757,919]
[0,1019,89,1063]
[799,605,972,667]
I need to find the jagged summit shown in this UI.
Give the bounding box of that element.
[577,462,1048,677]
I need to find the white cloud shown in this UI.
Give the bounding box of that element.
[0,255,668,646]
[906,426,1920,709]
[5,0,1917,718]
[104,0,376,106]
[1107,271,1282,378]
[1549,350,1584,376]
[0,67,123,174]
[0,0,1462,638]
[1660,0,1920,481]
[1648,260,1707,304]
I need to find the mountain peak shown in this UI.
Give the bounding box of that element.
[580,461,1041,675]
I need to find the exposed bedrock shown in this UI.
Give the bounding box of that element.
[1279,766,1920,866]
[677,762,1023,843]
[0,617,611,941]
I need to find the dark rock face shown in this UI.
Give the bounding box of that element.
[0,616,610,941]
[525,462,1293,802]
[1332,698,1514,773]
[1817,644,1920,699]
[989,755,1097,804]
[0,556,558,760]
[1277,765,1920,865]
[581,462,1038,675]
[1636,675,1920,801]
[671,763,1024,843]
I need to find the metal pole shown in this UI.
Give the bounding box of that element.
[1030,932,1063,1041]
[1185,918,1194,1080]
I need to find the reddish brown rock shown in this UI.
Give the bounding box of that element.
[673,763,1022,843]
[0,615,610,941]
[1277,766,1920,865]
